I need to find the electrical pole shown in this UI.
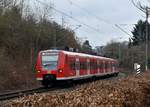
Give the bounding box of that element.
[118,37,122,62]
[131,0,150,71]
[119,42,121,62]
[53,28,56,49]
[145,7,149,71]
[62,15,65,27]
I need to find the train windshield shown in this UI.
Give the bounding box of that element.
[41,52,58,70]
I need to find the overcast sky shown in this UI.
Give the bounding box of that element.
[37,0,150,47]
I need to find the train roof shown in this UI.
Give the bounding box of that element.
[63,51,116,61]
[40,49,117,62]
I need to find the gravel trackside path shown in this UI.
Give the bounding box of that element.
[3,72,150,107]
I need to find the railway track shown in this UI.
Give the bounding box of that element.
[0,72,127,101]
[0,87,55,101]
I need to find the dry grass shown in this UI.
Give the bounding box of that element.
[6,71,150,107]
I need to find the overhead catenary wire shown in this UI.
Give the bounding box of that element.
[115,24,133,37]
[36,0,101,33]
[37,0,135,38]
[66,0,112,25]
[66,0,134,37]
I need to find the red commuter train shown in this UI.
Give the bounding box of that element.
[35,49,119,87]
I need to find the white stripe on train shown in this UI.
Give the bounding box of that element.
[36,72,118,81]
[56,71,119,80]
[37,71,119,81]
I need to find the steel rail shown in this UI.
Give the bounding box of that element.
[0,87,54,101]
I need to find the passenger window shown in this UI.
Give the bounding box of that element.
[94,61,97,70]
[105,63,107,69]
[80,62,87,70]
[99,62,102,69]
[90,61,94,70]
[103,62,105,69]
[69,58,76,70]
[87,61,90,70]
[70,62,75,70]
[80,62,83,70]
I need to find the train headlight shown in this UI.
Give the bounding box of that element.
[37,70,41,73]
[58,69,63,73]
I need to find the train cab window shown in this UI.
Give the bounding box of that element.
[41,52,58,70]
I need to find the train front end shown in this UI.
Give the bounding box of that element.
[35,50,62,87]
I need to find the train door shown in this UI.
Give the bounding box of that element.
[112,62,115,72]
[103,61,105,73]
[98,60,102,73]
[80,58,87,76]
[105,62,107,73]
[109,62,111,73]
[110,62,113,72]
[87,58,90,75]
[93,59,98,74]
[109,62,112,72]
[68,56,76,77]
[97,60,100,74]
[75,57,80,77]
[90,58,97,75]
